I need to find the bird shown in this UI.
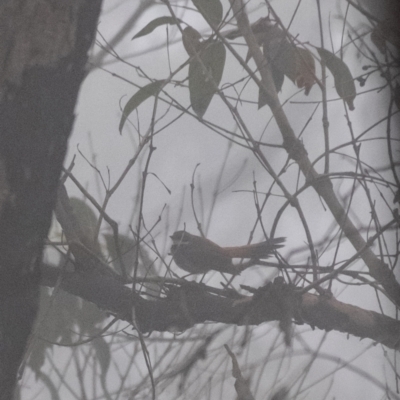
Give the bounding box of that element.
[170,231,285,275]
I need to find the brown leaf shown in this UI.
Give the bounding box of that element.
[260,25,316,95]
[231,18,315,99]
[294,47,316,95]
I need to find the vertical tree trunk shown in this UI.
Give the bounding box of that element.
[0,1,102,397]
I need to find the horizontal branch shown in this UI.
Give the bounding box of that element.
[40,264,400,351]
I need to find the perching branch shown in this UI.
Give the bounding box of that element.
[40,263,400,351]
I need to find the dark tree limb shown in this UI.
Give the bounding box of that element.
[0,1,102,397]
[40,263,400,351]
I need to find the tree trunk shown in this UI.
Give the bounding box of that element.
[0,1,102,397]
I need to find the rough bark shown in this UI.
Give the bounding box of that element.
[0,1,102,397]
[40,263,400,351]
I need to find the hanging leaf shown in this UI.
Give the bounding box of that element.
[250,16,276,44]
[225,345,255,400]
[258,60,284,108]
[69,197,101,255]
[294,47,316,95]
[28,286,107,379]
[92,337,111,382]
[317,48,356,110]
[227,16,276,44]
[271,387,289,400]
[132,17,183,40]
[182,26,203,56]
[119,80,165,133]
[192,0,223,27]
[78,296,109,335]
[235,21,315,100]
[228,19,315,99]
[104,233,136,274]
[258,36,295,107]
[244,19,284,64]
[266,38,296,85]
[189,41,226,118]
[104,233,160,297]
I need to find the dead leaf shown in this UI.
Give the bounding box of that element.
[317,48,356,110]
[228,18,316,99]
[225,345,255,400]
[294,47,316,95]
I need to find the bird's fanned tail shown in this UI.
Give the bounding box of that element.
[223,237,285,259]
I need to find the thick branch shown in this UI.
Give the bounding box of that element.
[40,264,400,351]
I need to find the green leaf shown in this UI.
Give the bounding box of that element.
[266,38,297,83]
[104,233,159,276]
[317,48,356,110]
[104,233,160,297]
[92,337,111,382]
[28,287,107,377]
[119,80,165,133]
[69,197,102,257]
[193,0,223,26]
[78,298,108,335]
[104,233,136,274]
[132,17,183,40]
[69,197,97,236]
[189,41,226,118]
[258,38,293,108]
[258,65,283,109]
[69,197,101,255]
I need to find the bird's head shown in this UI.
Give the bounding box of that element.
[170,230,193,245]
